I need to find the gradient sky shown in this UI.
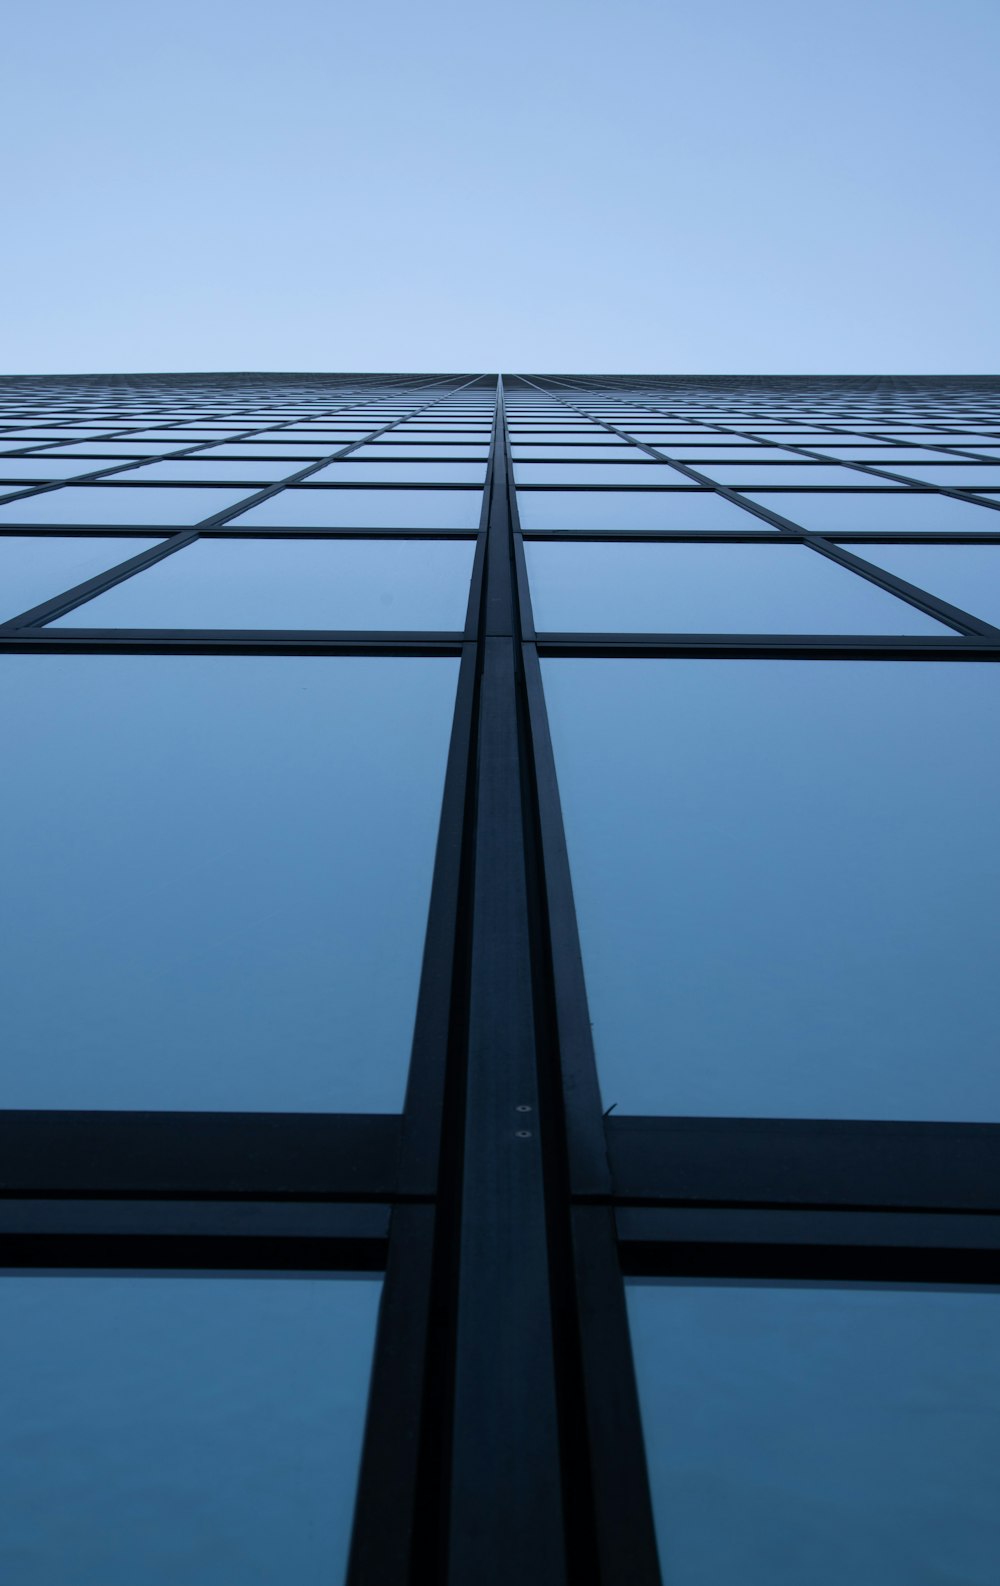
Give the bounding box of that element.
[3,0,998,373]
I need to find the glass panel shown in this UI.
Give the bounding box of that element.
[696,464,897,486]
[350,444,490,458]
[0,458,120,479]
[516,489,772,533]
[844,543,1000,627]
[742,491,1000,534]
[0,486,251,526]
[512,446,650,461]
[525,542,950,634]
[41,441,189,457]
[0,536,158,621]
[889,466,1000,487]
[0,654,459,1110]
[121,460,301,483]
[541,658,1000,1120]
[195,444,337,458]
[813,447,979,463]
[53,537,475,630]
[627,1279,1000,1586]
[309,461,487,484]
[513,462,684,484]
[0,1271,381,1586]
[667,446,805,461]
[231,488,483,531]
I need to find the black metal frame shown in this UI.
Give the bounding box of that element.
[1,370,998,1586]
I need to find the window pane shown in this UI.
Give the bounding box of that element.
[309,461,487,484]
[350,444,490,458]
[525,542,950,634]
[0,1271,381,1586]
[231,487,483,530]
[0,458,119,479]
[843,543,1000,627]
[198,443,338,458]
[696,464,897,486]
[52,537,474,630]
[122,460,301,483]
[41,441,190,457]
[541,658,1000,1120]
[513,462,684,484]
[517,489,772,533]
[0,654,459,1110]
[511,446,649,461]
[627,1279,1000,1586]
[888,465,1000,487]
[0,486,251,526]
[0,535,158,621]
[742,491,1000,534]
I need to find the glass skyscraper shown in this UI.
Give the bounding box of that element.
[1,371,998,1585]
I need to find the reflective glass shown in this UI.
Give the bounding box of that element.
[627,1279,1000,1586]
[667,446,805,461]
[196,444,336,458]
[888,465,1000,487]
[350,444,490,458]
[231,487,483,530]
[120,460,301,483]
[516,489,771,533]
[542,658,1000,1119]
[41,441,187,457]
[525,543,950,634]
[0,536,157,622]
[0,1271,381,1586]
[53,537,475,630]
[0,654,459,1109]
[513,462,684,485]
[0,458,119,479]
[512,446,649,461]
[309,461,487,484]
[0,486,251,526]
[742,491,1000,534]
[697,464,896,486]
[844,543,1000,627]
[812,447,977,463]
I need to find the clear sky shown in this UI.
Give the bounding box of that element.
[3,0,998,374]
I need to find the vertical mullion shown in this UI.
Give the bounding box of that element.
[446,379,567,1586]
[508,377,663,1583]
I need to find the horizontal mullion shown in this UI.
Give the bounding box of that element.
[0,630,464,655]
[536,634,997,657]
[618,1207,1000,1282]
[0,1197,390,1239]
[605,1116,1000,1213]
[0,1110,404,1199]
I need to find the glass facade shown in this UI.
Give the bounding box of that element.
[1,371,998,1586]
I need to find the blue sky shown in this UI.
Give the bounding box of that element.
[3,0,998,373]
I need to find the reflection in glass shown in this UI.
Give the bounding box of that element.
[516,489,771,533]
[0,486,251,526]
[843,543,1000,627]
[0,1271,381,1586]
[53,537,475,630]
[0,535,158,622]
[627,1279,1000,1586]
[513,462,684,485]
[742,491,1000,534]
[694,464,896,486]
[309,461,486,484]
[231,487,483,530]
[0,654,459,1110]
[542,658,1000,1119]
[525,542,950,634]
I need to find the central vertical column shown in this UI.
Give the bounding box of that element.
[446,380,567,1586]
